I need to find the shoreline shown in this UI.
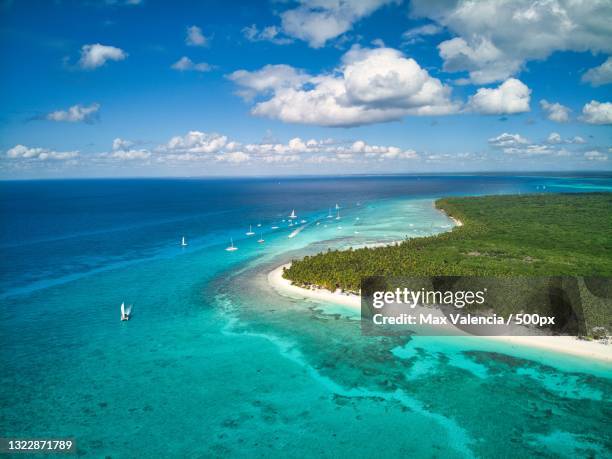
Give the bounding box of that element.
[268,264,611,363]
[267,208,611,364]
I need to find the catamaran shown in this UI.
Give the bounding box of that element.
[120,302,132,321]
[181,236,188,246]
[225,237,238,252]
[246,225,255,236]
[289,209,297,219]
[257,233,265,243]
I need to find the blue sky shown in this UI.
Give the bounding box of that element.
[0,0,611,179]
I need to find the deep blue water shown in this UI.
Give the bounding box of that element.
[1,175,611,458]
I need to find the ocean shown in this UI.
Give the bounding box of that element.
[1,175,611,458]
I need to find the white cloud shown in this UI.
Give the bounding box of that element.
[242,25,293,45]
[411,0,612,83]
[112,138,133,150]
[580,100,612,125]
[540,100,570,123]
[6,144,79,160]
[109,149,150,160]
[582,57,612,87]
[186,25,208,47]
[78,43,127,69]
[546,132,587,145]
[467,78,530,115]
[584,150,608,161]
[402,23,443,42]
[215,151,250,163]
[46,103,100,123]
[488,133,529,148]
[230,46,458,127]
[171,57,212,72]
[489,131,587,158]
[547,132,562,144]
[279,0,398,48]
[227,64,309,101]
[162,131,228,154]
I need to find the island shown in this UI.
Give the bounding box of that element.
[279,193,612,341]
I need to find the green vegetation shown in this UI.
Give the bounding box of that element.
[284,193,612,333]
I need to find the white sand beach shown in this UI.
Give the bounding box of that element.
[268,264,612,363]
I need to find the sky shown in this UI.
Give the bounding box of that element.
[0,0,611,179]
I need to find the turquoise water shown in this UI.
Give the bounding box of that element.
[1,175,611,458]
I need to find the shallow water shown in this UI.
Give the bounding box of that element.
[1,175,611,458]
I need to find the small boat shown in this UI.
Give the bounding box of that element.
[316,222,320,226]
[225,237,238,252]
[257,234,265,244]
[300,219,306,224]
[120,302,132,321]
[181,236,188,247]
[246,225,255,236]
[271,225,279,230]
[289,209,297,219]
[288,222,293,227]
[256,223,262,227]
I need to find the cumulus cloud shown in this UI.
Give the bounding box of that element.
[242,25,293,45]
[489,131,585,158]
[162,131,228,154]
[584,150,608,161]
[215,151,250,163]
[488,132,529,148]
[580,100,612,125]
[46,103,100,123]
[6,144,79,161]
[582,57,612,87]
[467,78,531,115]
[171,57,212,72]
[156,132,418,165]
[112,138,133,150]
[186,25,208,47]
[411,0,612,83]
[228,64,309,101]
[78,43,127,69]
[279,0,398,48]
[540,100,571,123]
[546,132,586,145]
[229,46,458,127]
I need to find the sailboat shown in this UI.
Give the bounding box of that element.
[181,236,188,247]
[246,225,255,236]
[225,237,238,252]
[120,302,132,321]
[336,208,341,220]
[289,209,297,219]
[327,207,333,218]
[257,233,265,244]
[335,203,340,210]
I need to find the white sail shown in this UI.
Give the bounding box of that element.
[289,209,297,219]
[181,236,187,246]
[246,225,255,236]
[121,302,125,316]
[226,237,238,251]
[335,203,340,210]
